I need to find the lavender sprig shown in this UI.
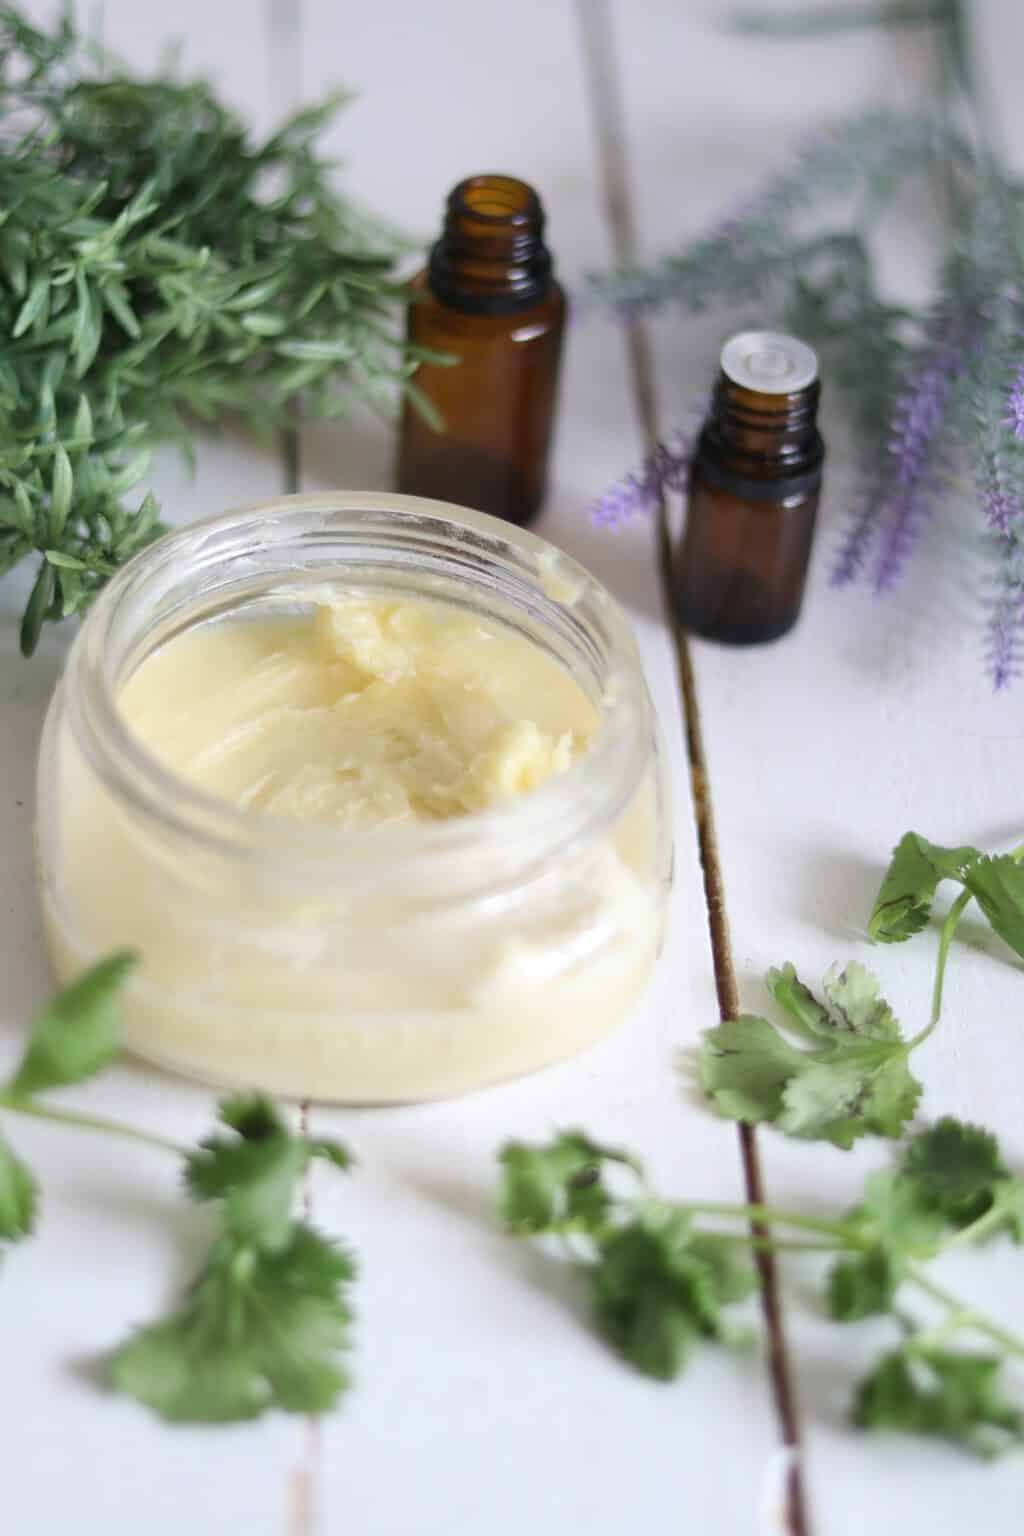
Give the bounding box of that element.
[588,407,704,529]
[583,111,950,316]
[960,339,1024,540]
[984,534,1024,689]
[862,320,969,593]
[1004,367,1024,442]
[975,438,1022,538]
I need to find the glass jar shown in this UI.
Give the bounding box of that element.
[36,493,671,1104]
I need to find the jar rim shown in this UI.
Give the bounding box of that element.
[63,493,652,885]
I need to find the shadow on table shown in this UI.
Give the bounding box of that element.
[398,1162,594,1335]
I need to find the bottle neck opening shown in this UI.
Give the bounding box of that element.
[428,174,553,314]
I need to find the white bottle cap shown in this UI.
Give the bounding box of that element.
[720,331,818,394]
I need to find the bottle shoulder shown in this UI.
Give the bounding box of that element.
[407,270,565,339]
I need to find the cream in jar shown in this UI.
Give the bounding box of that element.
[37,495,670,1102]
[116,596,595,825]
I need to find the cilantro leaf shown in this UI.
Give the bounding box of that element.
[821,963,900,1039]
[110,1225,355,1422]
[498,1131,642,1235]
[591,1205,756,1381]
[842,1170,947,1258]
[7,951,136,1099]
[778,1044,921,1148]
[0,1132,37,1242]
[900,1118,1024,1236]
[185,1094,353,1252]
[964,856,1024,961]
[766,963,833,1039]
[869,833,981,944]
[827,1246,902,1321]
[854,1347,1024,1457]
[697,1014,806,1124]
[699,964,920,1147]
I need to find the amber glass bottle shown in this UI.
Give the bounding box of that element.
[396,174,565,527]
[674,332,825,644]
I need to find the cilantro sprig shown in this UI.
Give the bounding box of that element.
[698,829,1024,1147]
[0,954,356,1423]
[498,1123,1024,1456]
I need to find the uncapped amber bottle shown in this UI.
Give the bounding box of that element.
[396,174,566,527]
[675,331,825,644]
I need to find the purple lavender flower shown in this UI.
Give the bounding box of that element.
[830,494,881,587]
[831,321,968,592]
[985,536,1024,689]
[1003,365,1024,441]
[871,325,969,591]
[588,409,704,529]
[977,446,1021,537]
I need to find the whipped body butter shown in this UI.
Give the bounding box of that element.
[36,495,670,1102]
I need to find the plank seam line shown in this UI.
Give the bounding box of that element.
[572,4,810,1533]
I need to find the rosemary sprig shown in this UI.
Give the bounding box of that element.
[0,6,422,652]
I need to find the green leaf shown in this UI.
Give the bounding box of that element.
[827,1245,902,1321]
[853,1347,1024,1457]
[185,1094,352,1252]
[19,560,56,657]
[404,380,446,432]
[102,278,140,338]
[842,1169,947,1258]
[44,550,89,570]
[591,1205,755,1381]
[241,312,289,336]
[0,1133,37,1241]
[0,531,30,578]
[0,491,35,537]
[7,951,136,1098]
[900,1118,1023,1233]
[777,1044,920,1148]
[72,393,93,446]
[71,274,102,376]
[699,965,920,1146]
[964,857,1024,960]
[869,833,980,943]
[109,1225,355,1422]
[13,273,49,337]
[48,445,73,540]
[274,337,355,361]
[822,962,900,1039]
[498,1131,642,1235]
[698,1014,805,1125]
[766,962,833,1039]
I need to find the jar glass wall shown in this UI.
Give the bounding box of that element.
[36,494,671,1103]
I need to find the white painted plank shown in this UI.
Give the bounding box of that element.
[298,2,779,1531]
[614,2,1024,1529]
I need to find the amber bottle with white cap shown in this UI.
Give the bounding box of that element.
[674,330,825,644]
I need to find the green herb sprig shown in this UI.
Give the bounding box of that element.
[698,831,1024,1147]
[498,1123,1024,1457]
[0,952,356,1423]
[0,6,436,653]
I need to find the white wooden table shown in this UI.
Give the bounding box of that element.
[4,4,1023,1532]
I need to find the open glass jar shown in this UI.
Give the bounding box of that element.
[36,494,671,1103]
